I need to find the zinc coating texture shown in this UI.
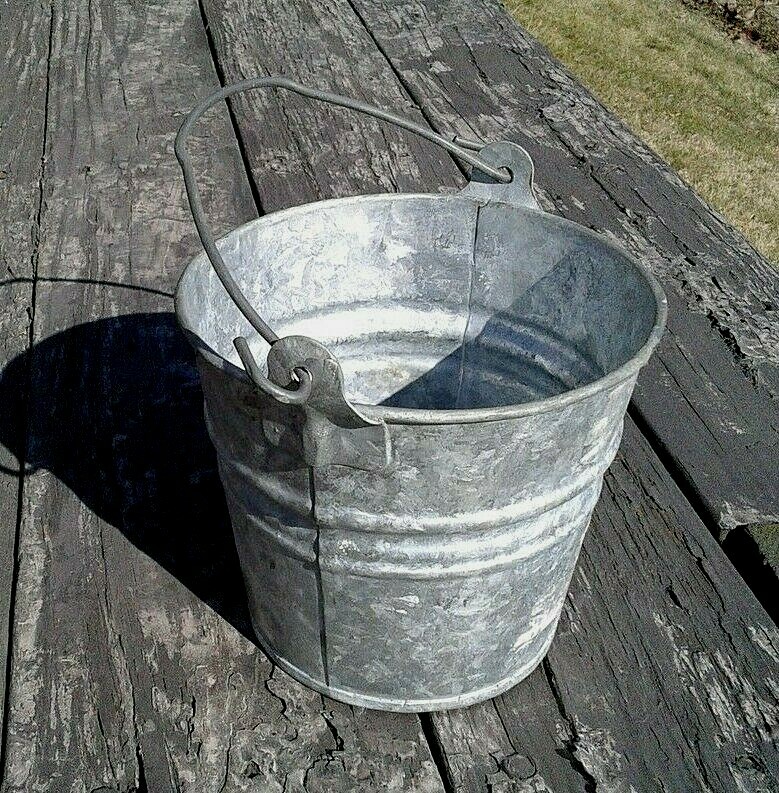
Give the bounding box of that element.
[176,139,667,711]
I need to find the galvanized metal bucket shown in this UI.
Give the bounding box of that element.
[175,78,667,712]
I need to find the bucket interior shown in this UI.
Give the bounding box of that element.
[177,195,661,412]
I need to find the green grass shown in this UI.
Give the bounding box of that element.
[507,0,779,263]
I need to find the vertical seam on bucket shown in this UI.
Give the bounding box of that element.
[309,467,330,686]
[455,202,481,408]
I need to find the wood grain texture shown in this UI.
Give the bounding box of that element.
[198,0,464,212]
[3,0,777,789]
[348,0,779,601]
[429,420,779,792]
[0,1,443,789]
[422,672,584,791]
[0,0,52,743]
[536,420,779,792]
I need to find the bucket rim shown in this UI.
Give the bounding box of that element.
[175,192,668,425]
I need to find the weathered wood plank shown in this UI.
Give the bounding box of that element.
[199,0,651,786]
[542,420,778,791]
[427,420,779,792]
[0,0,52,744]
[349,0,779,608]
[0,1,443,789]
[422,673,583,791]
[198,0,463,211]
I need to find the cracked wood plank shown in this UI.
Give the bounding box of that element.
[349,0,779,611]
[195,1,566,783]
[0,0,52,742]
[0,0,443,790]
[429,420,779,792]
[198,0,463,211]
[421,673,584,791]
[540,419,779,791]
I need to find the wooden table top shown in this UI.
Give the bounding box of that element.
[1,1,777,790]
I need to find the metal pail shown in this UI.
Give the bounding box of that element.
[174,78,667,712]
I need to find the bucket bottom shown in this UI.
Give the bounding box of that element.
[249,614,558,712]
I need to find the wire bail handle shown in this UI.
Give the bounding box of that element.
[174,76,512,403]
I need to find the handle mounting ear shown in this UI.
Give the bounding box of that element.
[261,336,393,471]
[460,141,541,211]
